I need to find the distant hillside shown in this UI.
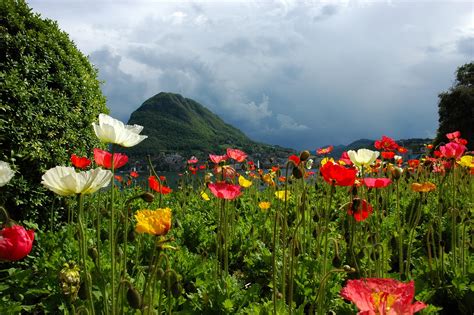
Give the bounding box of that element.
[121,92,293,159]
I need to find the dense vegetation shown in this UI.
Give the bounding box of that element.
[434,62,474,151]
[0,0,108,221]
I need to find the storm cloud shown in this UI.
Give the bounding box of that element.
[29,0,473,149]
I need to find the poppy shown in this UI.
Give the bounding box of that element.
[340,278,427,314]
[238,175,253,188]
[93,148,128,169]
[209,154,228,164]
[374,136,399,151]
[381,151,395,159]
[208,182,241,200]
[200,191,210,201]
[114,175,123,182]
[135,208,172,236]
[457,155,473,168]
[347,198,373,221]
[199,165,207,170]
[408,159,420,168]
[0,161,14,187]
[446,131,461,140]
[226,148,247,162]
[288,155,300,165]
[425,144,434,150]
[187,156,198,164]
[130,171,139,178]
[321,157,335,166]
[397,146,408,154]
[92,113,147,147]
[258,201,271,210]
[70,154,91,169]
[439,142,466,160]
[338,152,353,166]
[0,225,35,261]
[363,177,392,188]
[148,176,172,194]
[348,149,379,168]
[411,182,436,193]
[275,190,291,201]
[42,166,112,196]
[317,145,334,155]
[189,166,197,175]
[320,162,357,186]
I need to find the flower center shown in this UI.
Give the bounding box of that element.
[371,291,397,313]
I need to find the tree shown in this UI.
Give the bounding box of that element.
[434,62,474,150]
[0,0,108,222]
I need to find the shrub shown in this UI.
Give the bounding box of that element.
[0,0,108,222]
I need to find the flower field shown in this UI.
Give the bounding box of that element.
[0,114,473,314]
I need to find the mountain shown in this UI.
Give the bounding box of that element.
[122,92,293,160]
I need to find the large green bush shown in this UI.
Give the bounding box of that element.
[0,0,108,221]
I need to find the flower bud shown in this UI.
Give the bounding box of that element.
[127,284,142,309]
[88,247,99,262]
[299,150,310,162]
[292,167,303,179]
[140,192,155,203]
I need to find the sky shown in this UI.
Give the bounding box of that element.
[28,0,473,150]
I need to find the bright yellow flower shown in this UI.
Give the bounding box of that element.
[238,175,252,188]
[262,173,275,187]
[258,201,271,210]
[135,208,172,236]
[275,190,291,201]
[200,191,210,201]
[321,157,334,166]
[457,155,473,168]
[410,182,436,193]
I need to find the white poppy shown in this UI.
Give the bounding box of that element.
[41,166,113,196]
[92,113,147,147]
[0,161,14,187]
[347,149,380,168]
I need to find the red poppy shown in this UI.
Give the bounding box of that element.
[130,171,139,178]
[148,176,172,194]
[408,159,420,168]
[114,175,123,182]
[226,148,248,162]
[209,154,228,164]
[425,144,433,150]
[93,148,128,169]
[0,225,35,261]
[189,166,197,175]
[187,156,198,164]
[199,165,207,170]
[271,166,280,172]
[374,136,399,151]
[340,278,427,314]
[247,161,256,171]
[208,182,241,200]
[278,176,286,182]
[288,155,300,165]
[381,151,395,159]
[363,177,392,188]
[159,175,166,182]
[347,198,373,221]
[70,154,91,169]
[433,150,442,158]
[338,151,353,166]
[320,162,357,186]
[397,146,408,154]
[317,145,334,155]
[439,142,466,160]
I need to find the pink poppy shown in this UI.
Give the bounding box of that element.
[439,142,466,160]
[363,178,392,188]
[209,154,228,164]
[93,148,128,169]
[226,148,248,162]
[340,278,427,314]
[208,182,241,200]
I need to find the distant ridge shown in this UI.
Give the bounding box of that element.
[122,92,293,158]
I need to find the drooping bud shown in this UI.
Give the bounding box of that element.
[299,150,310,162]
[292,167,304,179]
[140,192,155,203]
[59,261,81,301]
[127,284,142,309]
[88,247,99,262]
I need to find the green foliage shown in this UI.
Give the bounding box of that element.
[434,62,474,150]
[0,0,108,221]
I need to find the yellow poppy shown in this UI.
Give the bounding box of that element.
[457,155,473,168]
[321,157,334,166]
[135,208,172,236]
[238,175,253,188]
[200,191,210,201]
[275,190,291,201]
[258,201,271,210]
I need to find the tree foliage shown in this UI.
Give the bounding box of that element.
[0,0,108,221]
[435,62,474,150]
